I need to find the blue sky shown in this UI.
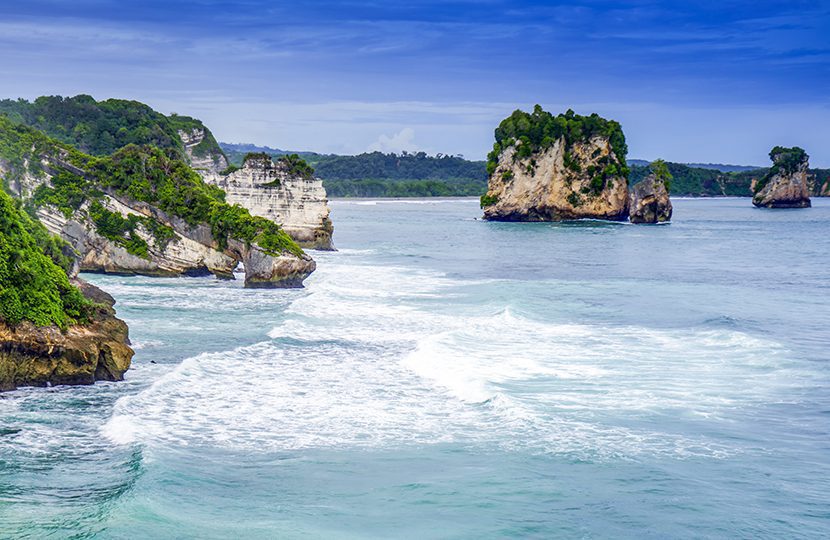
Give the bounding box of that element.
[0,0,828,165]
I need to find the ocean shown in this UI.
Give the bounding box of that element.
[1,197,829,538]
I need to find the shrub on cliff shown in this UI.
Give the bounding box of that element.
[0,190,92,329]
[277,154,315,179]
[650,159,673,190]
[1,116,305,260]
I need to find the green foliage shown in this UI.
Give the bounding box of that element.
[650,159,672,189]
[0,96,228,166]
[166,114,225,160]
[589,175,605,194]
[1,115,303,260]
[489,106,629,177]
[502,170,514,181]
[0,190,92,328]
[31,170,91,218]
[87,201,150,259]
[243,152,271,163]
[277,153,315,179]
[141,218,176,250]
[324,178,487,198]
[480,193,499,208]
[567,192,583,207]
[224,145,488,194]
[629,162,762,197]
[0,95,182,157]
[220,164,241,175]
[300,151,485,182]
[769,146,808,174]
[563,151,582,173]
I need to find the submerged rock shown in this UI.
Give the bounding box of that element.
[752,147,811,208]
[481,108,630,222]
[202,153,334,250]
[629,161,673,224]
[0,280,133,392]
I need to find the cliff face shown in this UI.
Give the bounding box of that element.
[630,174,672,224]
[178,127,229,175]
[27,167,315,287]
[752,147,811,208]
[0,280,133,391]
[202,155,334,250]
[482,136,629,221]
[0,122,315,288]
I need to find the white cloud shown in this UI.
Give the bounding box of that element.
[367,127,419,153]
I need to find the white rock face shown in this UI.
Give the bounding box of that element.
[202,155,334,250]
[178,128,228,174]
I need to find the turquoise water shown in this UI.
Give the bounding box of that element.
[2,197,829,538]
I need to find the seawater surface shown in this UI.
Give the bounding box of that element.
[1,198,829,538]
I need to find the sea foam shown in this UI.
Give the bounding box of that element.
[102,253,795,460]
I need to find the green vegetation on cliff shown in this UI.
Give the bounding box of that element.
[0,95,182,156]
[488,106,629,179]
[0,190,92,329]
[94,145,303,256]
[0,116,304,259]
[278,154,315,180]
[650,159,672,190]
[167,113,224,159]
[0,95,227,165]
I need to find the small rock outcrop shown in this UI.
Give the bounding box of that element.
[0,281,133,391]
[752,146,811,208]
[481,107,630,222]
[202,153,334,250]
[629,160,673,224]
[0,188,133,391]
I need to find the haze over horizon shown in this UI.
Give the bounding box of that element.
[0,1,828,166]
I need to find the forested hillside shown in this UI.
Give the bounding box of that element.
[0,95,224,162]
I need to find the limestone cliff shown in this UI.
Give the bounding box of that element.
[753,147,811,208]
[481,108,630,222]
[0,280,133,391]
[202,154,334,250]
[0,118,315,288]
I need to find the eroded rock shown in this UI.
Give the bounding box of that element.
[0,280,133,392]
[752,147,811,208]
